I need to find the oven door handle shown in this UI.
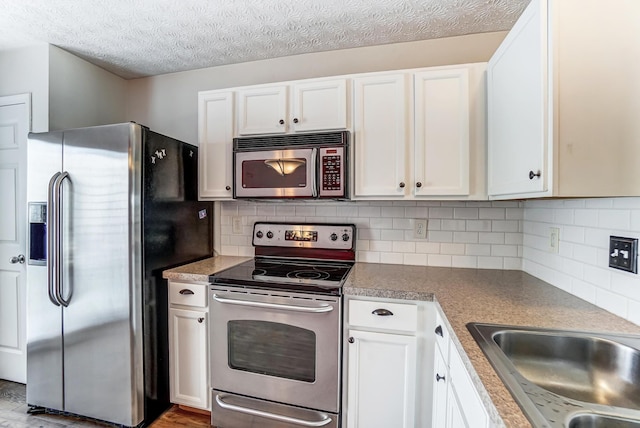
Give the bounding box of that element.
[215,394,332,427]
[212,294,334,313]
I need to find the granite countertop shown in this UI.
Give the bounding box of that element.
[344,263,640,428]
[162,255,251,282]
[164,257,640,428]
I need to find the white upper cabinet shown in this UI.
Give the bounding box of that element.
[488,0,640,199]
[291,79,348,132]
[237,78,348,135]
[414,68,470,196]
[353,64,486,200]
[237,85,288,135]
[198,90,234,200]
[353,73,411,198]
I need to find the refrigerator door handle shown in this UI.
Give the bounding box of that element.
[53,172,70,307]
[47,172,62,306]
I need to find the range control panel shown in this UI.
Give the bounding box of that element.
[253,222,355,250]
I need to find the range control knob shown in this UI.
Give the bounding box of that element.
[342,233,350,242]
[330,233,338,241]
[256,231,264,239]
[266,231,274,239]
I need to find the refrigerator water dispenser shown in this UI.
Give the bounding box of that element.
[28,202,47,265]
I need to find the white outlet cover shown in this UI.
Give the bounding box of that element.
[549,227,560,253]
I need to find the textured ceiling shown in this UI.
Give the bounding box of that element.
[0,0,529,80]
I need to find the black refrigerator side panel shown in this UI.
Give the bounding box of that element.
[141,128,213,423]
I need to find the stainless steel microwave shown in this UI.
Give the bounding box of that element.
[233,131,349,199]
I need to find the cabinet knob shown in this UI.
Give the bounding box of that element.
[348,337,354,344]
[372,308,394,316]
[179,289,194,295]
[435,325,443,337]
[197,317,204,323]
[436,373,446,382]
[293,118,299,124]
[279,119,285,125]
[529,170,541,180]
[399,182,405,188]
[416,182,422,188]
[225,185,231,191]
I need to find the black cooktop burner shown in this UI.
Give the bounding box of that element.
[210,257,353,295]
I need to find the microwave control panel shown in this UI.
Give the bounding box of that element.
[319,147,345,197]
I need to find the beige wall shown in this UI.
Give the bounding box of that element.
[126,32,507,144]
[49,45,127,130]
[0,44,50,132]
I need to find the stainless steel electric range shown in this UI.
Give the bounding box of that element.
[209,222,356,428]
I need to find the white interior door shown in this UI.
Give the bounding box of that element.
[0,93,30,383]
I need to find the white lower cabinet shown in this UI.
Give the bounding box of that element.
[346,330,417,428]
[431,309,489,428]
[344,297,431,428]
[168,281,210,410]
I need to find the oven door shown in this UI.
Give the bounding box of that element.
[234,148,316,198]
[210,286,341,413]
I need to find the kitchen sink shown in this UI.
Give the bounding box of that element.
[467,323,640,428]
[568,413,640,428]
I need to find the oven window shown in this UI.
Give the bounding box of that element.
[242,159,307,189]
[228,320,316,383]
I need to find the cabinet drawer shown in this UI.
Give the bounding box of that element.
[348,299,418,332]
[169,282,208,307]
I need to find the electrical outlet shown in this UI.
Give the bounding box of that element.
[548,227,560,253]
[414,219,427,239]
[609,236,638,273]
[232,216,243,234]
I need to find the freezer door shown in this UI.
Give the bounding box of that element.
[59,123,144,426]
[26,131,64,410]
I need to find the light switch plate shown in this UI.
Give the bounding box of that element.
[609,236,638,273]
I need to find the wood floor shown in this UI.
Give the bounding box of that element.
[0,380,210,428]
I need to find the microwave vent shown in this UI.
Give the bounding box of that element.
[234,131,348,151]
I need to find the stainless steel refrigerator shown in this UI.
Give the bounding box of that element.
[25,122,213,427]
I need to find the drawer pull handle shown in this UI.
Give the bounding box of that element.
[197,317,204,323]
[372,308,394,316]
[436,373,446,382]
[179,289,194,295]
[435,325,443,337]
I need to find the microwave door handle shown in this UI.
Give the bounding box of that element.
[213,294,333,313]
[215,394,332,427]
[311,148,318,197]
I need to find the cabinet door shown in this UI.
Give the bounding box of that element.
[237,85,288,135]
[198,90,234,200]
[487,0,549,197]
[291,79,347,132]
[346,330,417,428]
[353,74,411,197]
[169,308,209,410]
[414,68,470,196]
[446,384,467,428]
[431,348,449,428]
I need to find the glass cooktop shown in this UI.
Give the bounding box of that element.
[209,257,354,295]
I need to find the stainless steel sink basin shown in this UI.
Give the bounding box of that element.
[492,329,640,408]
[467,323,640,428]
[568,413,640,428]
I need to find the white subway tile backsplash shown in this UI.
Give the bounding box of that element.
[453,207,479,219]
[428,254,452,267]
[453,231,479,244]
[441,220,467,231]
[429,207,454,219]
[219,197,640,326]
[523,198,640,326]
